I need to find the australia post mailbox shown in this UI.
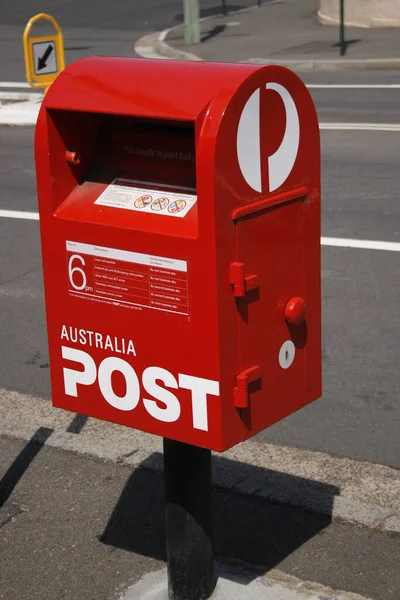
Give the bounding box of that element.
[35,57,321,452]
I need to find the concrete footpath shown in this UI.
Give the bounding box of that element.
[1,434,398,600]
[0,390,399,600]
[160,0,400,69]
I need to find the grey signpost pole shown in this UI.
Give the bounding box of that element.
[339,0,346,56]
[183,0,201,45]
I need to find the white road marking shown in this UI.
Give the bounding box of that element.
[307,84,400,89]
[0,210,399,252]
[321,237,400,252]
[0,81,31,88]
[320,123,400,131]
[0,209,39,220]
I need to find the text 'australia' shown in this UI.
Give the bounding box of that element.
[60,325,137,356]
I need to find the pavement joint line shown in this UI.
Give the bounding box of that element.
[0,389,399,533]
[0,209,399,253]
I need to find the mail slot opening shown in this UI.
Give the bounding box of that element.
[93,115,196,191]
[46,109,198,236]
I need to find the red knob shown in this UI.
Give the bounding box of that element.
[65,150,81,165]
[285,297,307,325]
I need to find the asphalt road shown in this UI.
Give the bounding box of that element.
[1,113,399,467]
[0,0,257,81]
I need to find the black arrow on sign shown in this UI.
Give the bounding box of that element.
[37,45,54,71]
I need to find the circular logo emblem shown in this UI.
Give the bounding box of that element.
[236,83,300,193]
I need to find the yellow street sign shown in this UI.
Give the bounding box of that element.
[23,13,65,94]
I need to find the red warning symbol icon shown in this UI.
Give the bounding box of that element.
[168,200,187,214]
[151,197,169,212]
[134,194,152,209]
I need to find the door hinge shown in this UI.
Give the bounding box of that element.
[233,365,261,408]
[230,262,259,297]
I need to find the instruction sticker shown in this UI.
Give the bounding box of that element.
[66,241,188,315]
[94,178,197,218]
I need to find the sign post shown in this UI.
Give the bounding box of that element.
[23,13,65,94]
[183,0,200,44]
[339,0,346,56]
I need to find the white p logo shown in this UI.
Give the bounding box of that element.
[236,83,300,193]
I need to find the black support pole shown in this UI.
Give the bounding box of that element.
[163,438,215,600]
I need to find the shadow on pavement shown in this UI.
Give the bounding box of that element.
[202,25,227,43]
[332,39,362,52]
[0,426,53,508]
[0,412,89,508]
[101,451,338,582]
[66,413,89,434]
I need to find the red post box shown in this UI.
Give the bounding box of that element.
[35,58,321,452]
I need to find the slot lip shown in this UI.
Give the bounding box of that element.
[232,185,308,221]
[111,177,196,195]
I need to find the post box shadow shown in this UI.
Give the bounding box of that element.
[0,413,88,508]
[100,452,337,582]
[0,427,54,509]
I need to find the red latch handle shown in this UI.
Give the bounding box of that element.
[230,262,245,297]
[233,365,261,408]
[245,274,258,292]
[230,262,259,298]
